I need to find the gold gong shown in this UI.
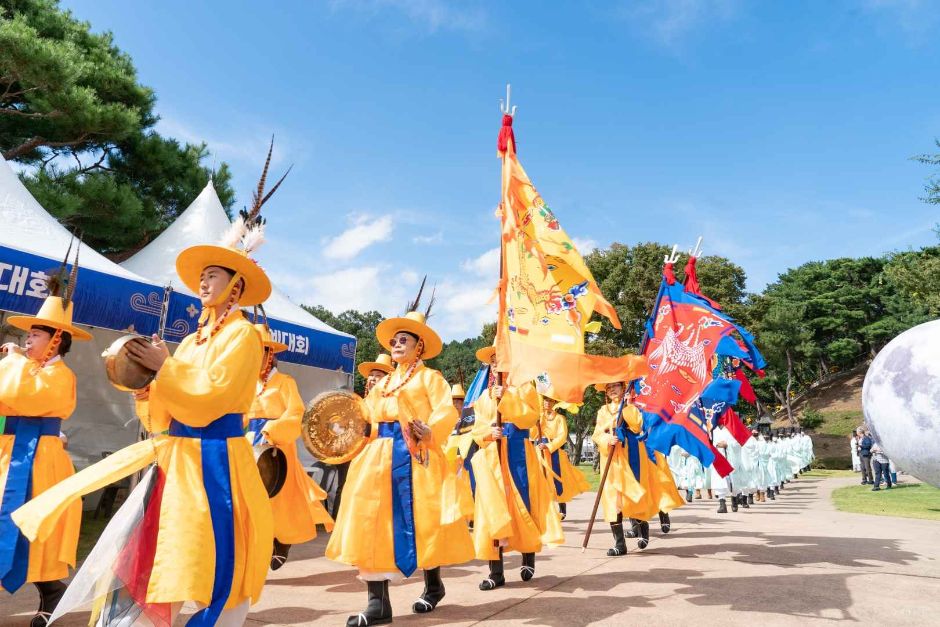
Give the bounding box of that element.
[301,389,369,464]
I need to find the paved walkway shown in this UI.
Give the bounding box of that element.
[5,475,939,625]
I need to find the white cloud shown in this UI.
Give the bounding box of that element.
[412,231,444,244]
[323,215,394,261]
[330,0,486,33]
[572,237,598,253]
[460,247,500,277]
[156,115,293,170]
[615,0,741,49]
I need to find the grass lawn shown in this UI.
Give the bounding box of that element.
[78,514,110,561]
[814,410,864,437]
[578,463,600,492]
[832,480,940,521]
[804,468,856,478]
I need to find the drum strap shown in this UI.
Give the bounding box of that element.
[377,422,418,578]
[0,417,63,592]
[168,414,241,626]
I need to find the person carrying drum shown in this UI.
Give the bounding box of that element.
[246,319,334,571]
[0,242,88,627]
[14,151,288,626]
[326,283,474,626]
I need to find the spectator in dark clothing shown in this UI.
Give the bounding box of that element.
[858,430,874,485]
[871,444,893,491]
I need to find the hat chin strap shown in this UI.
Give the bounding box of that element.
[206,272,244,309]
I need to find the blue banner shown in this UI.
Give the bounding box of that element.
[0,245,162,336]
[163,290,355,373]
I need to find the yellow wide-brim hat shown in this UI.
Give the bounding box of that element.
[594,381,625,393]
[358,353,394,378]
[376,311,443,359]
[176,244,272,307]
[475,345,496,364]
[8,296,92,341]
[253,323,288,353]
[451,382,466,399]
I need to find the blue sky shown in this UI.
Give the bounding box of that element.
[62,0,940,340]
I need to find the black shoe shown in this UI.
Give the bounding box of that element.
[520,552,535,581]
[768,489,776,500]
[685,489,693,503]
[637,520,650,549]
[747,494,755,506]
[479,558,506,591]
[347,580,392,627]
[32,581,67,627]
[717,498,728,514]
[730,495,739,512]
[559,502,567,520]
[271,539,291,571]
[607,522,628,556]
[741,496,750,509]
[413,567,445,613]
[658,511,671,534]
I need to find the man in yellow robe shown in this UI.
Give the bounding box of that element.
[326,307,474,626]
[246,323,334,570]
[531,396,590,520]
[470,346,564,591]
[14,166,287,626]
[1,252,89,627]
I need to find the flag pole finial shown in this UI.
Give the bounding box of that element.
[499,83,517,117]
[688,236,704,259]
[664,244,681,265]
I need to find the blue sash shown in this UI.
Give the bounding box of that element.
[502,423,531,512]
[616,423,642,482]
[169,413,241,626]
[0,417,62,592]
[539,438,563,496]
[246,418,270,446]
[377,422,418,577]
[463,441,479,496]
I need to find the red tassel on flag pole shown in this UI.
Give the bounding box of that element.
[497,114,516,156]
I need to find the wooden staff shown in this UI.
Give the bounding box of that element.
[581,393,626,552]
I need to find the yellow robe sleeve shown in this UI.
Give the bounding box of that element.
[150,324,261,427]
[419,368,457,449]
[591,405,612,449]
[0,355,76,418]
[547,414,568,452]
[497,382,539,429]
[471,392,496,448]
[263,375,304,446]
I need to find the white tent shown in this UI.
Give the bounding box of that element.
[121,182,355,413]
[0,155,162,471]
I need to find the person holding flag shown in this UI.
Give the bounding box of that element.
[532,395,590,520]
[592,381,658,555]
[0,240,88,627]
[245,316,334,570]
[325,284,474,626]
[470,346,564,591]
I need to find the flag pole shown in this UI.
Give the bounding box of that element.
[582,393,626,552]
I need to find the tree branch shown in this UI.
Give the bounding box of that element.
[2,133,91,160]
[0,107,63,119]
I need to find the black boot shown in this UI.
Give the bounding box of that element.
[559,502,567,520]
[747,493,755,506]
[32,581,67,627]
[658,511,671,534]
[741,494,750,509]
[413,567,445,613]
[271,538,291,571]
[768,488,776,500]
[730,495,739,512]
[685,489,693,503]
[347,580,392,627]
[637,520,650,549]
[607,521,627,556]
[717,498,728,514]
[625,517,637,538]
[479,554,505,591]
[520,552,535,581]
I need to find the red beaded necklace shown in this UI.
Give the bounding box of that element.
[380,342,424,398]
[194,288,238,346]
